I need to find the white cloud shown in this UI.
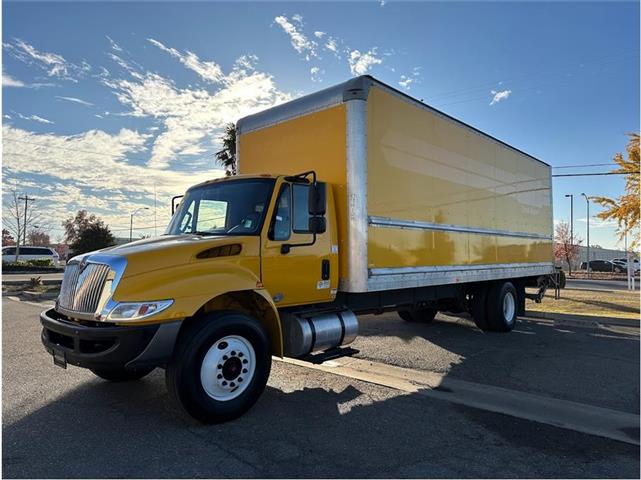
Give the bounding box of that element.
[398,75,413,90]
[3,114,12,120]
[314,31,326,39]
[380,0,386,6]
[56,96,94,107]
[105,35,123,52]
[15,112,54,124]
[273,15,317,61]
[490,89,512,106]
[291,14,304,25]
[105,41,290,169]
[348,48,383,76]
[2,72,25,87]
[3,38,89,82]
[3,125,217,235]
[310,66,324,82]
[148,38,224,83]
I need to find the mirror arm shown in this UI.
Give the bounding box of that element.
[281,231,317,254]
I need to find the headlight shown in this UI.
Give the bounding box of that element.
[105,299,173,322]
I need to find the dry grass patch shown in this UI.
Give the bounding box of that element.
[527,288,639,320]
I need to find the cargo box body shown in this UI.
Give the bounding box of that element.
[237,76,553,293]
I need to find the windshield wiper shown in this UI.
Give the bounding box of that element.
[191,231,218,236]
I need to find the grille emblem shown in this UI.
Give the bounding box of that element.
[78,257,88,273]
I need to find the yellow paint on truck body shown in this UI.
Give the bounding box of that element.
[366,85,553,268]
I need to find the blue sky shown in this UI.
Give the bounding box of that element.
[2,0,639,247]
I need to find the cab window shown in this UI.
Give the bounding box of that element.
[292,184,311,234]
[270,184,291,241]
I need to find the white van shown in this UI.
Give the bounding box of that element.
[2,246,60,266]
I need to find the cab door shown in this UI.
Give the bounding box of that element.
[261,180,337,307]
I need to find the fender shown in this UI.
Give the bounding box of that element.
[111,259,283,355]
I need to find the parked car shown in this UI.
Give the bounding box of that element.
[2,246,60,266]
[612,258,640,272]
[579,260,624,273]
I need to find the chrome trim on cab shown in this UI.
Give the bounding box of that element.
[368,216,553,240]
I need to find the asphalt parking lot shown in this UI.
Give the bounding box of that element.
[3,298,639,478]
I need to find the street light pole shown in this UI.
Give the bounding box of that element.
[130,207,149,242]
[581,193,590,278]
[565,194,574,273]
[564,194,574,245]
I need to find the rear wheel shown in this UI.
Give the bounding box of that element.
[485,281,518,332]
[91,367,154,382]
[398,308,438,323]
[166,311,271,424]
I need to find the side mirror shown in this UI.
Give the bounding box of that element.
[171,195,184,215]
[308,216,326,234]
[308,183,326,216]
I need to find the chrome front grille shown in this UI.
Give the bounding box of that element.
[58,262,112,315]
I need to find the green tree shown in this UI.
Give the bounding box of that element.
[593,133,640,249]
[62,210,115,255]
[214,123,237,176]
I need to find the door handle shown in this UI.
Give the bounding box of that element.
[321,259,330,280]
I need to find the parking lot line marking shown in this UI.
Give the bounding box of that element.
[277,356,640,446]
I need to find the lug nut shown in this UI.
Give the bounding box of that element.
[242,359,248,364]
[222,381,227,386]
[238,352,243,357]
[231,351,236,356]
[217,364,222,369]
[238,377,243,382]
[217,374,222,379]
[242,368,247,374]
[223,355,228,360]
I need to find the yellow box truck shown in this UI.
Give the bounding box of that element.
[40,76,554,423]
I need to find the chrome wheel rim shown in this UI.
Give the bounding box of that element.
[503,291,516,324]
[200,335,256,401]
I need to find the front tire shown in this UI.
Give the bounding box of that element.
[166,311,271,424]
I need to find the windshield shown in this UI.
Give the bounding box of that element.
[166,179,275,236]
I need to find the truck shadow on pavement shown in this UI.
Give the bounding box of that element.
[3,355,639,479]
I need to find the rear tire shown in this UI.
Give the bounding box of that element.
[166,311,271,424]
[398,308,437,323]
[485,281,518,332]
[91,367,154,382]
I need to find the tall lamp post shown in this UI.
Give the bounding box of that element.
[130,207,149,242]
[565,194,574,272]
[581,193,590,278]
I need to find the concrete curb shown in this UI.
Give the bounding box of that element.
[22,291,58,301]
[525,310,639,328]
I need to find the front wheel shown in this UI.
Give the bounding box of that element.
[166,311,271,424]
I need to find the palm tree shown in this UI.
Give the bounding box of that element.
[215,123,237,176]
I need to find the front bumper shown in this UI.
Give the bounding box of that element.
[40,308,181,370]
